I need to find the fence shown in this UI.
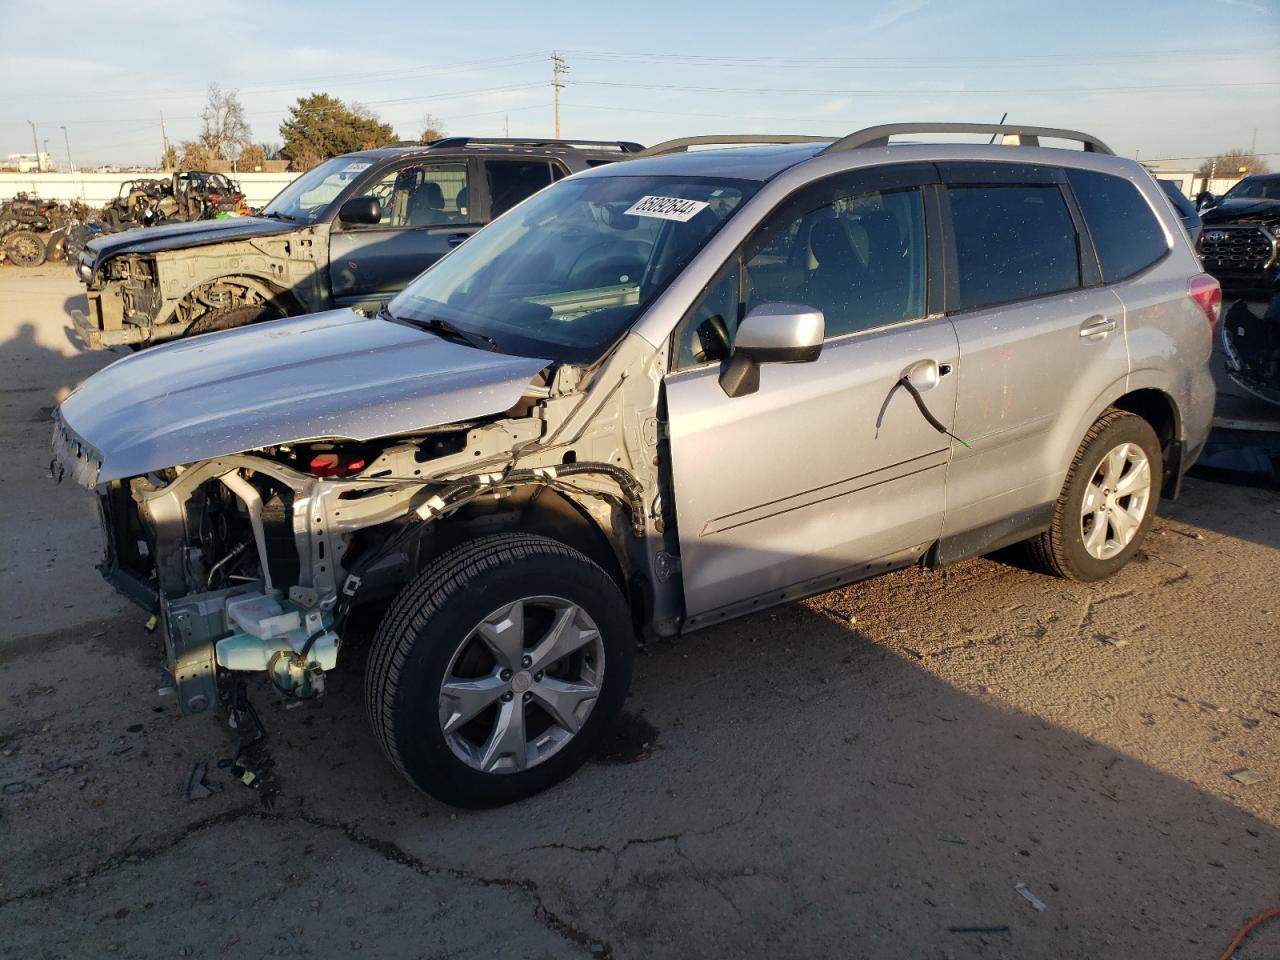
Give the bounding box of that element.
[0,172,300,208]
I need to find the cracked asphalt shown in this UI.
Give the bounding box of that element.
[1,266,1278,959]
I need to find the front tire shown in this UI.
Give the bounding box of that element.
[185,301,285,337]
[365,534,634,808]
[1025,410,1162,581]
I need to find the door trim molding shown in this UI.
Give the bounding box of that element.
[701,448,950,536]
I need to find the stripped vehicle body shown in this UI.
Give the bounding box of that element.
[53,124,1217,805]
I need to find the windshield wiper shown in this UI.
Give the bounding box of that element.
[263,210,295,222]
[378,305,497,351]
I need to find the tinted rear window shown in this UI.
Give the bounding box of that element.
[947,183,1080,310]
[1068,169,1169,283]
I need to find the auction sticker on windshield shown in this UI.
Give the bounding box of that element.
[625,196,710,222]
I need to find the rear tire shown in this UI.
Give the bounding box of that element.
[1025,410,1162,581]
[365,534,634,808]
[5,230,46,267]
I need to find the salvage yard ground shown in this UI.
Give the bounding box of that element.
[1,265,1277,959]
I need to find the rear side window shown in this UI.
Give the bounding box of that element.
[947,183,1080,310]
[1067,169,1169,282]
[486,160,556,218]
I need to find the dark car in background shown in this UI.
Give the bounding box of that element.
[1156,179,1202,245]
[1196,173,1280,406]
[72,138,644,349]
[1197,173,1280,298]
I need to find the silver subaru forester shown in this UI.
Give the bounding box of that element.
[52,123,1219,807]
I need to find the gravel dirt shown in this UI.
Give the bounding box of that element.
[1,265,1277,959]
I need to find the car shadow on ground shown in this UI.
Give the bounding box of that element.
[3,550,1275,960]
[1,276,1277,958]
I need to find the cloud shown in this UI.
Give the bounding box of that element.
[863,0,929,33]
[1212,0,1273,13]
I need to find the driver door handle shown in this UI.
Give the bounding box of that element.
[447,233,470,247]
[1079,315,1118,339]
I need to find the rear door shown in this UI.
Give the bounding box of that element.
[936,162,1128,560]
[664,164,959,625]
[329,158,479,310]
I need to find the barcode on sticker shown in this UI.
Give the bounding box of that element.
[624,196,709,222]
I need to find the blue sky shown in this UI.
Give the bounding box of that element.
[1,0,1277,167]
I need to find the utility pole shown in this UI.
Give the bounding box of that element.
[160,110,170,161]
[551,51,568,139]
[28,120,41,173]
[60,126,75,174]
[1251,127,1258,155]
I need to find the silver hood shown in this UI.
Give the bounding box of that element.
[54,309,551,486]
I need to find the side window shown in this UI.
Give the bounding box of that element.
[674,182,928,367]
[946,183,1080,310]
[677,263,742,369]
[355,162,470,228]
[1067,168,1169,283]
[487,160,556,218]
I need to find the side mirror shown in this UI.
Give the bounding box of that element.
[1195,191,1216,212]
[338,195,382,225]
[719,302,824,398]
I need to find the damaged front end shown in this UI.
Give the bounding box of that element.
[50,311,670,720]
[77,446,349,715]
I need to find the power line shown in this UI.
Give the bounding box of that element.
[0,53,547,105]
[560,45,1280,66]
[573,79,1280,97]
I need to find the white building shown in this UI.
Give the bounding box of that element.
[3,152,56,174]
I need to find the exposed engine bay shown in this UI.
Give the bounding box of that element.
[52,334,675,719]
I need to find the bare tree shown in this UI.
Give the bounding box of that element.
[198,84,252,161]
[1197,149,1271,179]
[420,113,446,144]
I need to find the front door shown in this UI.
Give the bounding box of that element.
[329,159,479,311]
[664,164,959,624]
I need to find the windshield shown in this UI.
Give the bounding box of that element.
[387,174,759,362]
[1224,177,1280,201]
[262,155,377,223]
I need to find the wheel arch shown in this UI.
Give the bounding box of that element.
[1109,387,1183,496]
[160,272,306,328]
[1058,373,1187,500]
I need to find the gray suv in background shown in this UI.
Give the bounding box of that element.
[72,138,644,349]
[53,123,1218,807]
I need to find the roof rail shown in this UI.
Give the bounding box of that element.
[633,134,835,159]
[426,137,645,153]
[820,123,1113,156]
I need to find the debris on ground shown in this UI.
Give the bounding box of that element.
[1015,883,1048,912]
[1226,768,1266,786]
[1096,633,1129,648]
[185,761,218,801]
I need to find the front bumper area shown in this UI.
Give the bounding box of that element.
[71,308,147,350]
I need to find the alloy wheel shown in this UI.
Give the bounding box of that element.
[438,597,605,774]
[1079,442,1152,560]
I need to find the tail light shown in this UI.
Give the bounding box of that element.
[309,453,366,478]
[1188,273,1222,335]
